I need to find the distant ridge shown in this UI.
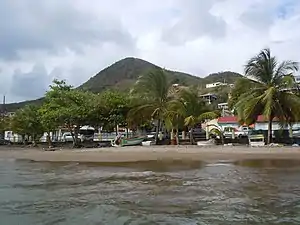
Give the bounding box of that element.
[3,57,242,111]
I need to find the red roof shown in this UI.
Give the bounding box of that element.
[218,115,278,123]
[218,116,237,123]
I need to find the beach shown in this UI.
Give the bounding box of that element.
[1,145,300,162]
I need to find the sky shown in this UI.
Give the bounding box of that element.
[1,0,300,103]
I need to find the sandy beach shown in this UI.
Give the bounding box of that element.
[1,145,300,162]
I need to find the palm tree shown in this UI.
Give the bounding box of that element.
[128,68,173,144]
[233,48,300,144]
[172,89,219,144]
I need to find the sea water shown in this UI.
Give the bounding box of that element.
[0,158,300,224]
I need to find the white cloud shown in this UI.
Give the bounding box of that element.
[0,0,300,102]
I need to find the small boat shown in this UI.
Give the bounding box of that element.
[197,138,216,146]
[142,140,155,146]
[120,136,146,147]
[248,134,265,147]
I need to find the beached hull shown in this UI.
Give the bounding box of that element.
[120,137,145,147]
[249,134,265,147]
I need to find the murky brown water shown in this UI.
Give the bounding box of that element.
[0,158,300,224]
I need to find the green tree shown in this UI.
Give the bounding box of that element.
[99,90,130,133]
[232,48,300,144]
[129,68,173,144]
[38,102,61,147]
[10,105,44,145]
[0,116,10,136]
[42,79,99,147]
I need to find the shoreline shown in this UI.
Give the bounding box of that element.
[1,146,300,163]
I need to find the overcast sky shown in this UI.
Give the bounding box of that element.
[1,0,300,103]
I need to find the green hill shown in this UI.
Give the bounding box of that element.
[79,57,203,92]
[2,57,242,111]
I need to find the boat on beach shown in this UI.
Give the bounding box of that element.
[111,134,146,147]
[248,134,265,147]
[120,136,146,147]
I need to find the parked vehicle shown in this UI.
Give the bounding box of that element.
[4,131,23,143]
[223,126,251,139]
[0,135,9,145]
[62,132,80,142]
[79,126,95,142]
[248,134,265,146]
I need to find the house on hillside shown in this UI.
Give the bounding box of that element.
[217,103,229,110]
[206,82,227,89]
[206,82,235,89]
[294,75,300,83]
[217,103,233,116]
[200,93,217,104]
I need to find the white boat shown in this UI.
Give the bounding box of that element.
[142,140,155,146]
[248,134,265,147]
[197,139,216,146]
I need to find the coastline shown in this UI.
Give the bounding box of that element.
[1,145,300,162]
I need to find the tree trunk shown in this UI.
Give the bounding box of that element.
[182,131,186,140]
[170,129,176,145]
[189,128,194,145]
[155,119,161,145]
[22,135,26,145]
[126,127,129,138]
[267,118,273,145]
[220,133,225,145]
[175,128,179,145]
[47,131,52,148]
[115,124,119,135]
[74,126,80,148]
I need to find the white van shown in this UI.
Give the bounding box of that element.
[4,131,23,143]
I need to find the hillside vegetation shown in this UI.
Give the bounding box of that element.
[2,57,242,111]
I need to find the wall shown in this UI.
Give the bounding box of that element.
[255,122,300,130]
[218,123,239,129]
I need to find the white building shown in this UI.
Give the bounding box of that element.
[206,82,227,89]
[294,75,300,83]
[217,102,229,110]
[200,93,217,104]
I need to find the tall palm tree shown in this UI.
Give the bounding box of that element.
[128,68,173,144]
[172,89,219,144]
[233,48,300,144]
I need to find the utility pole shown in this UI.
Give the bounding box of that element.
[2,95,6,116]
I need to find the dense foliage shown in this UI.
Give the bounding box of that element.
[230,48,300,144]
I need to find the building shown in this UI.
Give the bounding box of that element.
[294,75,300,84]
[200,93,217,104]
[206,82,227,89]
[217,103,229,110]
[5,112,15,117]
[217,116,300,130]
[217,103,233,116]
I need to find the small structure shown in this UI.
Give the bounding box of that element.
[294,75,300,83]
[218,103,233,116]
[206,82,227,89]
[5,112,15,117]
[218,116,240,129]
[200,93,217,104]
[217,115,300,131]
[217,103,229,110]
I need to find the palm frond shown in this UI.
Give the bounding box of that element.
[198,112,219,122]
[184,115,197,127]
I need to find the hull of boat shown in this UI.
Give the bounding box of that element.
[120,137,146,147]
[249,134,265,147]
